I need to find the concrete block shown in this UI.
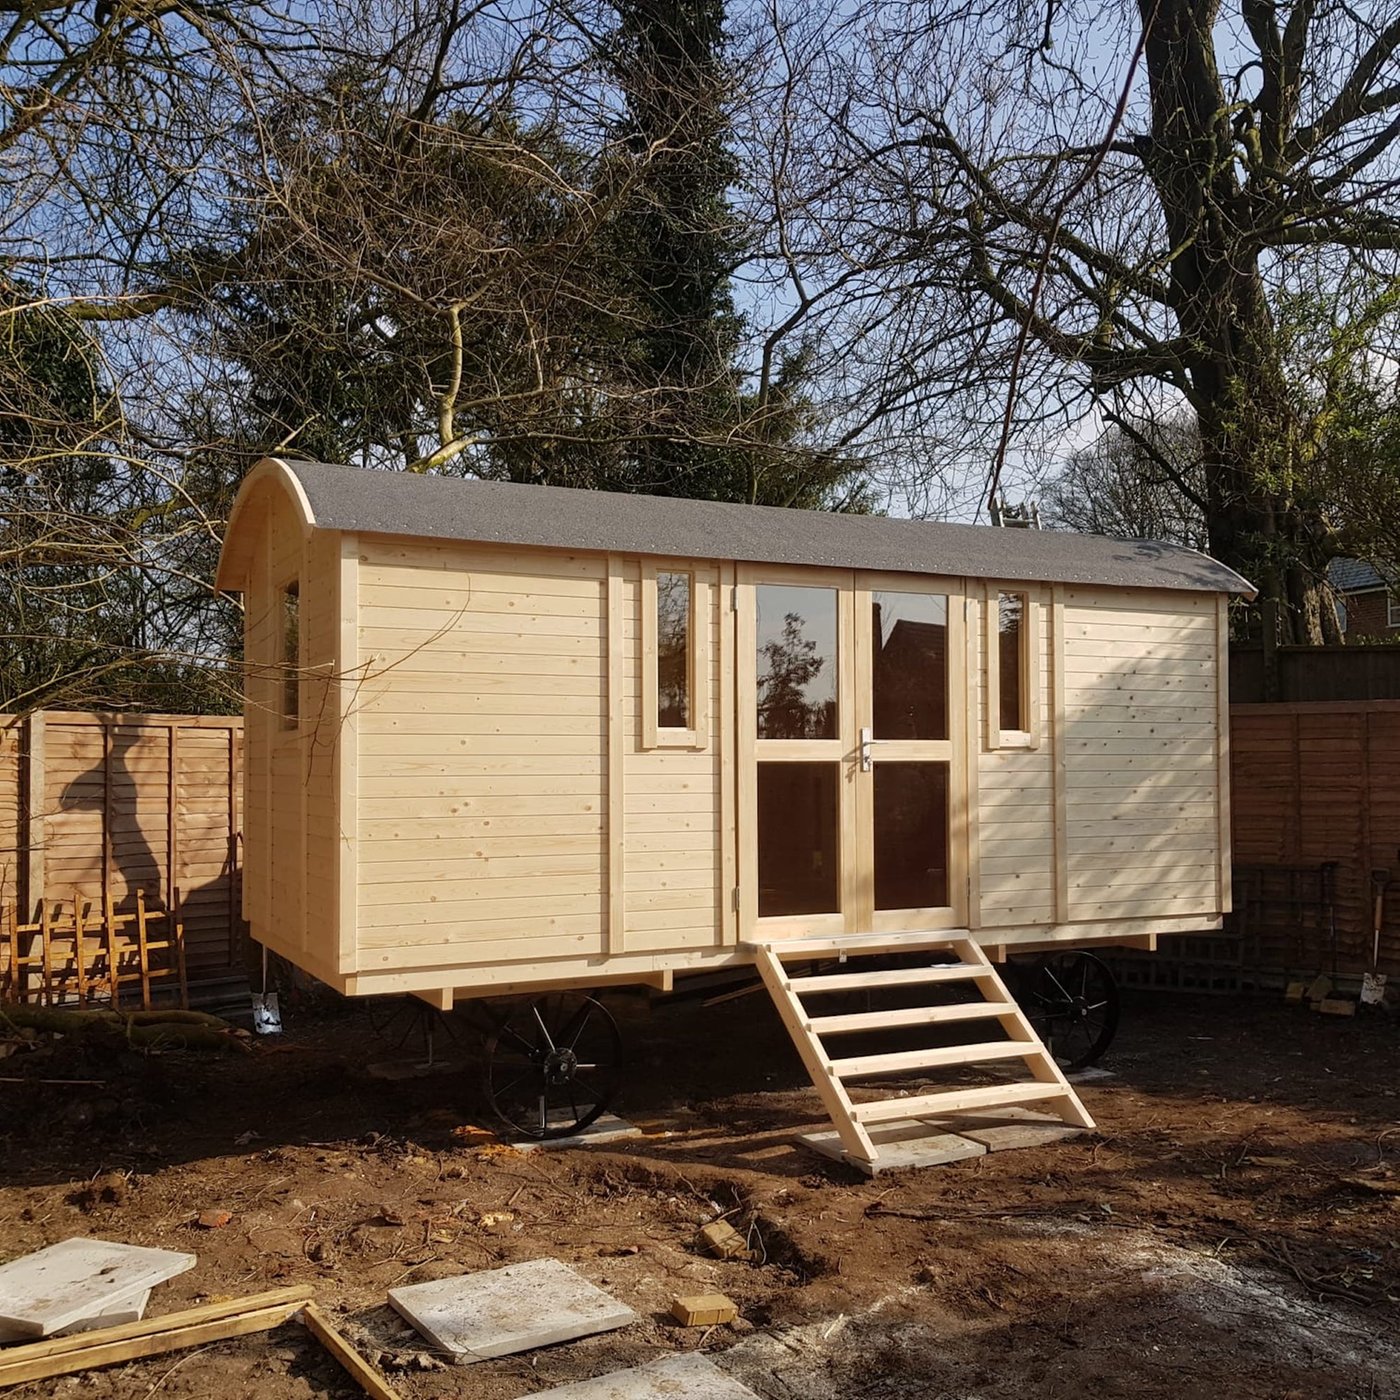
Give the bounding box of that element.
[388,1258,635,1364]
[798,1120,986,1176]
[513,1113,643,1152]
[935,1107,1083,1152]
[0,1239,194,1340]
[697,1220,751,1260]
[522,1353,761,1398]
[670,1293,737,1327]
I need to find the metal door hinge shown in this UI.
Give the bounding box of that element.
[731,887,740,912]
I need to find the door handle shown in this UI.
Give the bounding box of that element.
[859,726,873,772]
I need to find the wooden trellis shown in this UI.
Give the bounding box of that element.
[2,890,188,1010]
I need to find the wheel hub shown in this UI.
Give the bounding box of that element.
[543,1047,578,1084]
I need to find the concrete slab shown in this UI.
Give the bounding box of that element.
[0,1239,194,1340]
[932,1107,1084,1152]
[522,1353,762,1398]
[798,1120,986,1176]
[0,1289,150,1345]
[514,1113,644,1152]
[389,1258,636,1364]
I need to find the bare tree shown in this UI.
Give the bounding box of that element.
[755,0,1400,638]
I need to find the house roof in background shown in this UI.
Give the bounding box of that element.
[231,457,1257,596]
[1329,558,1391,593]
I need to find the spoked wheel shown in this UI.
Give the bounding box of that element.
[482,993,624,1140]
[1011,951,1120,1071]
[364,996,462,1062]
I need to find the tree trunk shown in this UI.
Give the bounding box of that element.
[1140,0,1340,646]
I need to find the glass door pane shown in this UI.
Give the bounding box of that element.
[873,762,949,911]
[871,591,947,739]
[756,584,839,739]
[757,763,841,916]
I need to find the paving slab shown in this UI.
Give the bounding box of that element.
[931,1107,1084,1152]
[514,1113,644,1152]
[522,1353,762,1398]
[389,1258,635,1364]
[798,1120,986,1176]
[0,1289,151,1345]
[0,1239,194,1341]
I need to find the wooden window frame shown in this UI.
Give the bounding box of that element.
[984,584,1041,751]
[640,561,710,751]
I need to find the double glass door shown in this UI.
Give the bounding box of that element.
[738,568,964,938]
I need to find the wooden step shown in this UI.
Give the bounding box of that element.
[812,996,1019,1030]
[850,1081,1069,1125]
[829,1040,1039,1078]
[807,1000,1006,1033]
[787,964,990,995]
[746,932,969,958]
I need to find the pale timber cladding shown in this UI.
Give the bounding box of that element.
[223,459,1245,1002]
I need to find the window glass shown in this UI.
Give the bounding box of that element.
[282,583,300,727]
[757,763,840,916]
[998,592,1025,732]
[873,762,949,910]
[756,585,838,739]
[656,571,690,728]
[872,591,947,739]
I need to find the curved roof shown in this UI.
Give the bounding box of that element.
[219,457,1254,596]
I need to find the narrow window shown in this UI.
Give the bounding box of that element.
[656,571,690,729]
[998,591,1025,732]
[281,582,300,728]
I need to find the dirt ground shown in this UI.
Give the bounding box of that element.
[1,985,1398,1400]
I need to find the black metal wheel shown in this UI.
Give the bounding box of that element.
[482,993,624,1140]
[1011,951,1120,1070]
[364,995,461,1063]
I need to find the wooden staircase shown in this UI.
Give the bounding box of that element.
[750,932,1095,1173]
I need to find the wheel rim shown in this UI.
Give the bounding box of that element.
[365,996,459,1059]
[483,993,623,1140]
[1017,952,1119,1070]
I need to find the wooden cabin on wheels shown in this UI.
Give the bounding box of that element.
[217,457,1251,1171]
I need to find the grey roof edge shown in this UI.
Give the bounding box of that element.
[237,457,1256,597]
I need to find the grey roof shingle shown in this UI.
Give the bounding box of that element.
[1328,558,1388,593]
[279,459,1254,595]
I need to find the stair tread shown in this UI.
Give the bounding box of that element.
[830,1040,1039,1078]
[850,1081,1069,1125]
[789,964,991,995]
[807,1000,1002,1032]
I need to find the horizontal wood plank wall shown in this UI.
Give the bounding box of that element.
[0,711,246,985]
[1231,700,1400,975]
[621,562,723,953]
[1061,588,1221,923]
[353,540,609,972]
[976,595,1055,926]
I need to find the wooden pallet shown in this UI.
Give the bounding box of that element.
[1,890,188,1010]
[751,932,1094,1172]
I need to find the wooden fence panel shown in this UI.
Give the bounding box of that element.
[0,712,246,988]
[1230,701,1400,978]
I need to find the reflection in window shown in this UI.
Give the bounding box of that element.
[758,763,840,916]
[657,571,690,729]
[756,585,838,739]
[872,591,947,740]
[281,582,300,728]
[998,592,1025,732]
[873,763,949,910]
